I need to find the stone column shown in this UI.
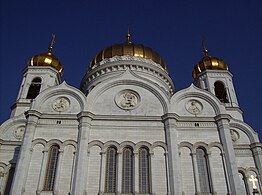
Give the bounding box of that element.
[250,143,262,183]
[10,110,41,194]
[164,152,171,194]
[99,151,106,194]
[36,150,48,194]
[207,152,216,194]
[134,152,139,194]
[191,152,200,194]
[53,149,64,194]
[72,112,93,195]
[117,152,123,194]
[162,114,182,195]
[215,114,243,195]
[220,152,231,195]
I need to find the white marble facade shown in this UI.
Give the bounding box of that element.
[0,44,262,195]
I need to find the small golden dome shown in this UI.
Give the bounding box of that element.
[89,33,167,71]
[28,34,63,76]
[192,55,228,79]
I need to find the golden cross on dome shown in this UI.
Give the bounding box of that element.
[126,26,131,44]
[48,34,55,52]
[201,37,208,56]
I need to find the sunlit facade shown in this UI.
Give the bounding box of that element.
[0,35,262,195]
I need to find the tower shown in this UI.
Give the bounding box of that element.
[11,35,63,118]
[192,44,243,121]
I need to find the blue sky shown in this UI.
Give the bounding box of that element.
[0,0,261,138]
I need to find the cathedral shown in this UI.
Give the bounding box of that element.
[0,33,261,195]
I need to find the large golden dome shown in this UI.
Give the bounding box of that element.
[89,33,167,71]
[28,35,63,76]
[192,50,228,78]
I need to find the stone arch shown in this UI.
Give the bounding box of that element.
[62,140,77,150]
[135,141,152,153]
[230,121,258,143]
[119,141,136,152]
[192,142,208,153]
[31,81,86,112]
[208,142,223,152]
[170,84,226,115]
[179,141,193,151]
[88,140,103,152]
[86,69,169,114]
[45,139,62,150]
[32,138,47,149]
[104,141,120,153]
[152,141,167,152]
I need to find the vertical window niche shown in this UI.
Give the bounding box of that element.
[139,147,150,194]
[196,147,212,193]
[44,145,59,191]
[122,147,134,193]
[105,147,117,193]
[26,77,42,99]
[214,81,229,103]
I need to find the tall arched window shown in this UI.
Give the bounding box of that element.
[238,171,249,194]
[214,81,229,103]
[105,147,117,193]
[122,147,133,193]
[196,147,211,193]
[44,145,59,191]
[26,77,42,99]
[139,147,150,193]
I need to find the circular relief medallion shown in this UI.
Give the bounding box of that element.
[14,127,25,140]
[230,129,239,142]
[115,90,140,110]
[185,100,203,115]
[52,97,70,112]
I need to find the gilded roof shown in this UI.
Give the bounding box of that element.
[192,55,228,79]
[89,34,167,71]
[28,34,63,76]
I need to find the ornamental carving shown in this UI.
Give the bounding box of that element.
[185,100,203,115]
[14,127,25,140]
[115,90,140,110]
[52,97,70,112]
[230,129,239,142]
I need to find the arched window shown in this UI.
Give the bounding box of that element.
[214,81,229,103]
[44,145,59,191]
[105,147,117,193]
[26,77,42,99]
[196,147,211,193]
[238,171,249,194]
[139,147,150,193]
[122,147,133,193]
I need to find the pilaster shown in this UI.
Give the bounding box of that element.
[215,114,243,195]
[10,110,41,194]
[250,143,262,183]
[162,114,182,195]
[72,111,93,195]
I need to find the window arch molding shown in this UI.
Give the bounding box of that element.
[45,139,62,151]
[119,141,135,153]
[192,142,209,153]
[104,141,120,153]
[135,141,152,153]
